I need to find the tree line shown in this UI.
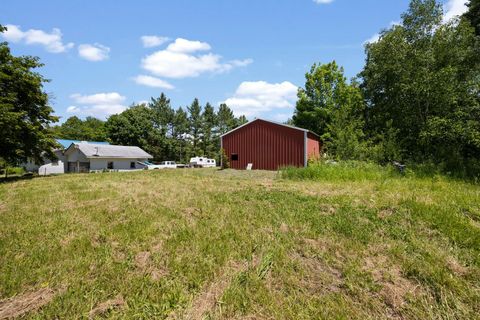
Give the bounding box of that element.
[51,95,247,163]
[293,0,480,177]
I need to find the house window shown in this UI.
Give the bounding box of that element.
[130,162,135,169]
[107,162,114,169]
[231,153,238,161]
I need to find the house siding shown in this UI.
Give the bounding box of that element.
[89,158,146,171]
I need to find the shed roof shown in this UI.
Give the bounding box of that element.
[66,143,153,159]
[220,118,320,138]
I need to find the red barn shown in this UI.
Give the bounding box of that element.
[221,119,321,170]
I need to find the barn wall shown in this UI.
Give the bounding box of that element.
[222,120,305,170]
[307,132,321,162]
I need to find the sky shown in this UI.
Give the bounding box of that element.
[0,0,469,122]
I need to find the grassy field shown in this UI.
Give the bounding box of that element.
[0,166,479,319]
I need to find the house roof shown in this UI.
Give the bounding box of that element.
[220,118,320,138]
[56,139,110,149]
[66,143,153,159]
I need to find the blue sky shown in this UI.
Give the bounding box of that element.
[0,0,467,122]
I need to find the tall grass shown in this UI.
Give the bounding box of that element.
[281,161,400,181]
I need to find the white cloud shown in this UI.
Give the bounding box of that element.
[166,38,211,53]
[141,38,252,79]
[1,24,74,53]
[66,106,80,113]
[364,21,401,44]
[313,0,334,4]
[68,92,127,118]
[443,0,468,22]
[133,75,174,89]
[141,35,170,48]
[78,43,110,61]
[223,81,298,118]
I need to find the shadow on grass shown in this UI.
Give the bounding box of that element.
[0,173,40,184]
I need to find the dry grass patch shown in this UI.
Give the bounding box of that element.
[0,287,62,319]
[178,259,256,320]
[88,294,125,319]
[363,254,421,311]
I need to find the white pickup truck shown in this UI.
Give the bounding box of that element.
[141,161,177,170]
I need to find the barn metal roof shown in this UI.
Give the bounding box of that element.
[220,118,320,138]
[66,143,153,159]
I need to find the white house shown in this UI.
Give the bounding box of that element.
[24,139,110,174]
[63,142,153,173]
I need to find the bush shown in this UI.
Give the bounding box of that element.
[0,167,25,176]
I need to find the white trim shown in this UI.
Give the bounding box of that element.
[220,118,320,138]
[304,131,308,167]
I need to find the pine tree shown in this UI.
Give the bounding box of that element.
[217,103,237,135]
[201,103,217,158]
[188,98,203,157]
[172,107,189,162]
[149,93,175,159]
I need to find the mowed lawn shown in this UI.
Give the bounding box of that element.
[0,168,479,319]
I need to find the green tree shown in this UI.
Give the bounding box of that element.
[106,104,158,158]
[0,24,59,165]
[464,0,480,36]
[326,81,369,160]
[188,98,203,156]
[293,62,350,137]
[172,107,190,162]
[83,117,107,141]
[201,103,217,158]
[293,61,367,159]
[360,0,480,173]
[236,115,248,126]
[217,103,237,135]
[52,116,107,141]
[149,93,174,159]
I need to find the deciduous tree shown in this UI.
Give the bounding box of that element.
[0,24,59,165]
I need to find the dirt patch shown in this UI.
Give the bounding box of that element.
[302,237,339,257]
[446,256,469,276]
[292,251,343,294]
[378,208,395,219]
[363,254,420,310]
[279,223,289,233]
[182,207,202,225]
[88,295,125,319]
[151,241,164,253]
[134,251,169,281]
[180,259,255,320]
[135,251,151,270]
[0,287,60,319]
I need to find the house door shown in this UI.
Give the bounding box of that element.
[67,162,76,173]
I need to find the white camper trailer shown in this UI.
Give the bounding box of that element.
[189,157,216,168]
